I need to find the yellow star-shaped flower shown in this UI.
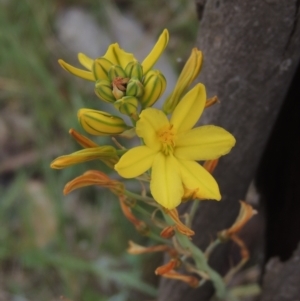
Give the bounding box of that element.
[115,83,236,209]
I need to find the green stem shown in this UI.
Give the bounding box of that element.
[116,149,127,155]
[205,238,221,258]
[147,232,170,244]
[133,204,165,225]
[224,258,248,284]
[229,284,261,298]
[187,199,200,227]
[124,191,227,297]
[124,191,168,244]
[130,116,137,127]
[124,190,158,205]
[163,212,227,299]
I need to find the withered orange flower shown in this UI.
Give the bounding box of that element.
[166,208,195,237]
[63,170,124,196]
[219,201,257,239]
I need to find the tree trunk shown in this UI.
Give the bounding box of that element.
[158,0,300,300]
[260,243,300,301]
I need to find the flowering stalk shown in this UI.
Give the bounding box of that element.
[49,27,244,298]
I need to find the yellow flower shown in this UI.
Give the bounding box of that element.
[115,84,236,209]
[58,29,169,106]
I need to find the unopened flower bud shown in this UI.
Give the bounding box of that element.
[50,146,119,169]
[126,77,144,97]
[125,61,143,81]
[163,48,203,114]
[93,57,113,80]
[108,65,127,81]
[95,79,115,103]
[114,96,138,117]
[140,70,166,108]
[78,109,129,136]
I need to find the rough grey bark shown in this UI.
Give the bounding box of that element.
[158,0,300,300]
[260,244,300,301]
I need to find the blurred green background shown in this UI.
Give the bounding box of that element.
[0,1,198,300]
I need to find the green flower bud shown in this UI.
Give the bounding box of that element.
[108,65,127,81]
[140,70,166,108]
[93,57,113,80]
[114,96,138,117]
[126,77,144,97]
[124,61,143,81]
[95,79,115,103]
[78,109,129,136]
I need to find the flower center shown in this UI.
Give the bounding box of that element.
[112,76,129,91]
[112,76,129,99]
[157,124,176,155]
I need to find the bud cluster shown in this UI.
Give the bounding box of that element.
[94,59,166,117]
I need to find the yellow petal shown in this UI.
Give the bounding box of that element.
[141,29,169,74]
[78,53,94,70]
[175,126,236,160]
[178,160,221,201]
[58,59,95,81]
[150,154,183,209]
[102,43,135,69]
[170,83,206,133]
[136,108,169,151]
[163,48,202,114]
[115,146,157,178]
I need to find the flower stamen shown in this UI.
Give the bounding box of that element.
[157,124,176,155]
[112,76,129,91]
[112,76,130,99]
